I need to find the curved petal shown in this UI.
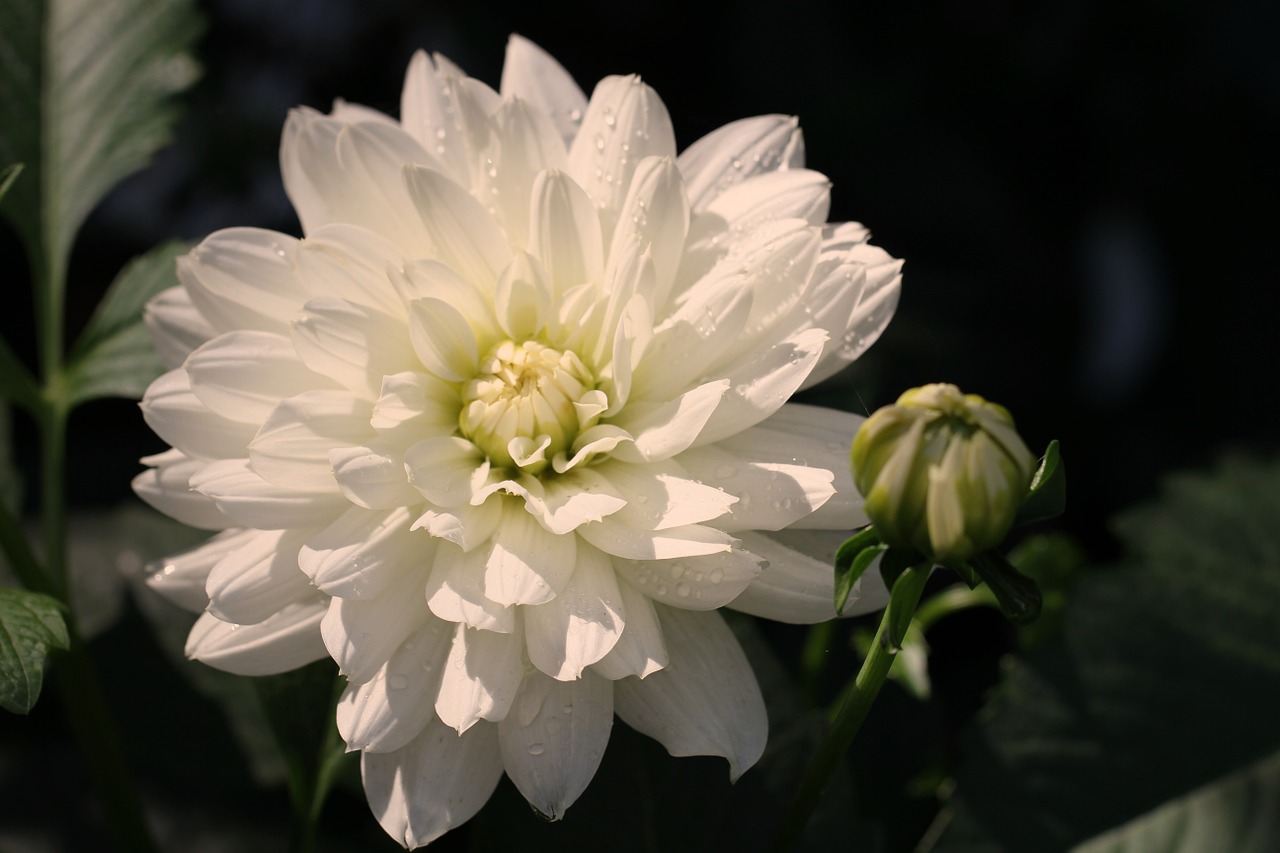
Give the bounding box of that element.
[596,459,737,531]
[146,528,260,612]
[141,369,258,461]
[407,296,479,383]
[499,35,587,148]
[362,716,503,849]
[400,50,492,188]
[185,598,328,676]
[614,606,765,780]
[484,501,576,606]
[185,330,334,425]
[612,548,763,611]
[404,163,511,288]
[322,567,431,684]
[413,500,503,553]
[498,670,613,820]
[299,506,421,599]
[291,297,416,399]
[404,436,489,507]
[425,543,513,633]
[329,444,422,510]
[248,391,374,492]
[145,286,217,369]
[678,114,805,213]
[205,528,316,625]
[527,169,603,295]
[590,579,667,680]
[132,450,231,531]
[524,544,624,680]
[337,617,454,753]
[607,156,690,315]
[676,443,834,532]
[731,530,890,623]
[479,99,568,247]
[191,459,348,530]
[178,228,311,336]
[609,379,729,464]
[435,622,526,732]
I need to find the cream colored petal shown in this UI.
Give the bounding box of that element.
[248,390,374,492]
[425,543,513,633]
[612,548,763,611]
[299,506,420,599]
[435,622,525,732]
[527,169,604,295]
[322,566,431,684]
[413,500,503,553]
[141,369,258,461]
[590,579,668,680]
[404,436,489,508]
[329,444,422,510]
[596,458,737,530]
[608,379,729,464]
[185,598,328,676]
[132,450,232,531]
[614,606,765,781]
[483,502,576,606]
[576,517,734,561]
[731,530,891,623]
[146,528,260,612]
[524,544,624,680]
[678,114,805,213]
[178,228,310,336]
[291,297,416,400]
[404,164,511,288]
[185,330,334,425]
[499,35,587,148]
[205,528,316,625]
[407,296,479,383]
[190,459,348,530]
[145,286,217,369]
[606,156,690,315]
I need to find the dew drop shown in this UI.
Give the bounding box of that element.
[669,562,686,579]
[528,743,546,756]
[709,568,725,584]
[676,581,691,598]
[595,133,606,152]
[563,705,573,715]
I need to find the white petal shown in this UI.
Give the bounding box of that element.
[291,298,416,399]
[719,403,868,529]
[425,543,513,632]
[185,599,328,676]
[146,528,260,613]
[731,530,891,623]
[523,468,627,534]
[281,110,435,253]
[801,244,903,389]
[498,670,613,820]
[371,370,460,440]
[609,379,728,464]
[524,544,624,680]
[484,502,576,606]
[478,99,568,247]
[527,169,603,294]
[407,296,479,383]
[413,500,503,553]
[607,156,690,314]
[300,506,421,599]
[494,251,552,340]
[683,450,834,533]
[404,436,489,507]
[322,567,431,684]
[694,328,827,446]
[435,622,525,732]
[191,459,348,529]
[500,35,587,148]
[185,330,333,424]
[248,391,374,491]
[205,528,315,625]
[295,222,407,318]
[362,716,503,849]
[141,369,258,461]
[577,518,735,561]
[337,617,454,753]
[614,606,765,780]
[612,548,763,611]
[178,228,311,336]
[590,579,668,680]
[132,451,231,531]
[329,444,422,510]
[678,114,804,213]
[596,459,738,531]
[400,50,492,187]
[404,164,511,287]
[567,75,676,240]
[695,169,830,240]
[145,286,216,369]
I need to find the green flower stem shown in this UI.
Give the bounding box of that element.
[0,499,51,595]
[37,400,69,599]
[770,575,929,852]
[912,583,997,633]
[53,628,158,852]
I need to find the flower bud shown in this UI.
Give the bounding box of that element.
[851,383,1036,565]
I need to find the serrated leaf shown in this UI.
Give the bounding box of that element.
[0,586,69,714]
[1014,440,1065,525]
[1071,747,1280,853]
[939,455,1280,852]
[0,0,200,287]
[64,241,187,403]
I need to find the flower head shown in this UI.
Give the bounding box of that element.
[851,383,1035,564]
[135,36,901,847]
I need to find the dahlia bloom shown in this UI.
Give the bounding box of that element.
[135,36,900,847]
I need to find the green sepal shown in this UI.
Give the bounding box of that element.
[886,563,931,650]
[879,545,925,592]
[0,587,69,714]
[950,560,981,588]
[1015,440,1066,526]
[970,549,1043,624]
[833,526,884,614]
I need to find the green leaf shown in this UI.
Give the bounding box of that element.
[938,455,1280,852]
[0,586,68,713]
[0,0,200,287]
[1014,439,1065,525]
[1071,747,1280,853]
[63,241,187,403]
[834,526,885,614]
[969,550,1043,625]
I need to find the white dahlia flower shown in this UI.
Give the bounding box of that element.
[134,36,900,847]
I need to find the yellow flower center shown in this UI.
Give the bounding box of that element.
[459,340,600,474]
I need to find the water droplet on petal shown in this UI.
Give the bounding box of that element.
[528,743,545,756]
[709,568,725,584]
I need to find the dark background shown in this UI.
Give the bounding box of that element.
[2,0,1277,849]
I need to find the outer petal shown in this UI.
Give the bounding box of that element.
[322,567,432,684]
[185,598,328,676]
[577,517,734,561]
[140,369,258,461]
[185,330,335,425]
[590,579,667,680]
[205,528,316,625]
[300,506,421,599]
[527,169,604,296]
[484,502,576,606]
[400,50,493,188]
[499,35,587,148]
[678,114,805,213]
[145,286,217,369]
[146,528,260,612]
[404,164,511,288]
[291,297,417,399]
[362,717,503,849]
[498,670,613,820]
[435,622,526,732]
[248,391,374,492]
[614,606,765,780]
[609,379,729,464]
[337,617,454,753]
[524,543,624,680]
[425,543,514,633]
[132,450,231,531]
[607,156,690,315]
[612,548,763,611]
[191,459,348,529]
[178,228,312,336]
[731,530,891,623]
[677,443,834,532]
